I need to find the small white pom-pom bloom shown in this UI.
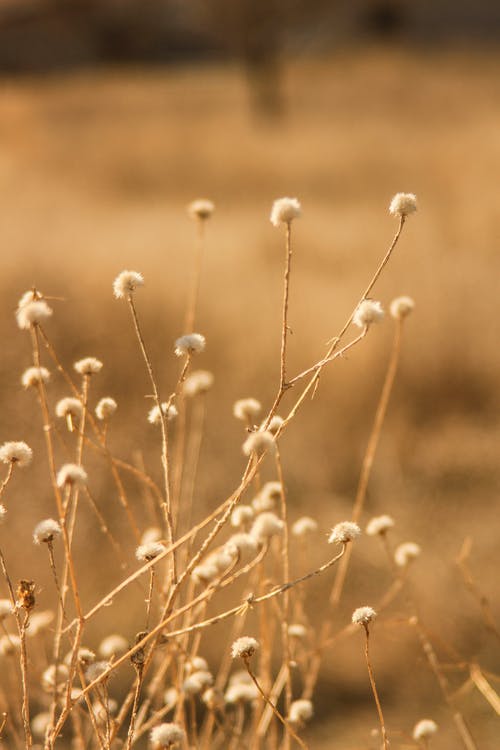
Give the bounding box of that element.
[353,299,384,329]
[183,370,214,397]
[191,562,219,586]
[85,661,110,682]
[16,300,53,330]
[225,682,259,704]
[389,192,418,217]
[0,505,5,522]
[56,464,88,488]
[224,533,258,560]
[31,712,51,738]
[95,397,117,421]
[99,634,129,660]
[21,366,50,388]
[390,295,415,320]
[136,542,166,562]
[258,481,282,506]
[288,699,314,724]
[242,430,275,457]
[366,515,395,536]
[292,516,318,537]
[141,526,162,545]
[174,333,205,357]
[231,505,254,528]
[251,512,284,543]
[113,270,144,299]
[395,542,421,567]
[413,719,438,741]
[0,599,14,620]
[148,403,178,425]
[202,686,225,711]
[18,290,42,308]
[352,606,377,626]
[183,670,213,695]
[27,610,54,636]
[288,623,308,638]
[55,397,83,420]
[231,636,259,659]
[42,664,69,690]
[188,199,215,221]
[0,441,32,468]
[0,634,21,656]
[33,519,61,545]
[328,521,361,545]
[150,722,185,748]
[270,197,302,227]
[233,398,262,422]
[74,357,103,376]
[185,656,209,674]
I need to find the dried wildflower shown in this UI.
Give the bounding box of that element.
[231,505,254,528]
[0,634,21,655]
[258,481,282,507]
[136,541,166,562]
[183,370,214,397]
[228,669,253,687]
[16,300,52,330]
[56,463,88,488]
[188,199,215,221]
[55,397,83,431]
[270,197,302,227]
[389,192,418,217]
[292,516,318,537]
[233,398,262,422]
[413,719,438,740]
[21,366,50,388]
[174,333,205,357]
[0,599,14,620]
[231,636,259,659]
[251,512,284,543]
[225,682,259,704]
[395,542,421,567]
[113,270,144,299]
[352,606,377,626]
[164,687,178,707]
[31,712,51,738]
[95,397,117,420]
[141,527,162,545]
[17,580,35,612]
[366,515,395,536]
[191,562,219,585]
[99,634,129,660]
[0,441,32,468]
[33,518,61,545]
[27,610,54,636]
[131,631,147,671]
[288,623,308,639]
[42,664,68,690]
[328,521,361,545]
[288,699,314,724]
[185,656,209,674]
[183,670,213,695]
[390,295,415,320]
[18,289,42,308]
[64,647,96,667]
[74,357,103,376]
[148,403,178,425]
[202,687,225,711]
[242,430,275,457]
[85,661,110,682]
[150,722,186,748]
[263,415,284,435]
[353,299,384,329]
[224,533,258,560]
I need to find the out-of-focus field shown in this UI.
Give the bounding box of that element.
[0,48,499,746]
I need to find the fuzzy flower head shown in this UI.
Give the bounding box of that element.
[188,199,215,221]
[262,415,284,435]
[0,441,32,468]
[250,512,284,543]
[33,519,61,545]
[288,623,308,638]
[233,398,262,422]
[292,516,318,537]
[150,722,185,748]
[242,430,275,458]
[395,542,421,567]
[366,515,395,537]
[136,541,166,562]
[55,398,83,430]
[328,521,361,545]
[183,370,214,397]
[231,636,259,659]
[95,397,117,421]
[21,366,50,388]
[412,719,438,741]
[99,634,129,660]
[174,333,205,357]
[224,533,259,561]
[74,357,103,376]
[113,270,144,299]
[390,295,415,320]
[270,197,302,227]
[231,505,254,528]
[353,299,384,329]
[389,192,418,217]
[148,403,178,425]
[56,463,88,488]
[288,699,314,725]
[225,682,259,704]
[16,300,53,330]
[352,606,377,626]
[31,712,51,739]
[254,481,282,513]
[0,599,14,620]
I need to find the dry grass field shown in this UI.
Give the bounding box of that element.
[0,47,498,748]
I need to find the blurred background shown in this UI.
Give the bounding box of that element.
[0,1,499,747]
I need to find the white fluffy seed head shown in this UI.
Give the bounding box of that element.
[270,197,302,227]
[231,505,254,528]
[412,719,438,740]
[191,562,219,586]
[0,505,5,523]
[185,656,209,675]
[353,299,384,329]
[150,722,186,748]
[148,403,178,425]
[0,634,21,655]
[174,333,206,357]
[390,295,415,320]
[231,636,259,659]
[288,623,308,638]
[95,397,118,420]
[188,199,215,221]
[27,610,54,637]
[389,192,418,217]
[183,370,214,397]
[85,661,110,682]
[288,699,314,724]
[74,357,103,376]
[183,670,213,695]
[0,599,14,620]
[0,441,33,467]
[352,606,377,626]
[251,512,284,543]
[328,521,361,545]
[55,397,83,420]
[141,527,162,545]
[56,463,88,488]
[262,415,284,435]
[136,542,166,562]
[33,519,61,545]
[292,516,318,537]
[225,682,259,704]
[233,398,262,422]
[395,542,421,567]
[31,712,51,738]
[64,647,96,667]
[18,290,42,308]
[242,430,275,457]
[225,533,258,560]
[113,270,144,299]
[42,664,68,689]
[99,634,129,660]
[202,686,225,711]
[16,300,53,330]
[21,366,50,388]
[366,515,395,536]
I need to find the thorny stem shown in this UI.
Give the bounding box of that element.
[362,625,389,750]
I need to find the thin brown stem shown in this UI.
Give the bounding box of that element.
[362,625,388,750]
